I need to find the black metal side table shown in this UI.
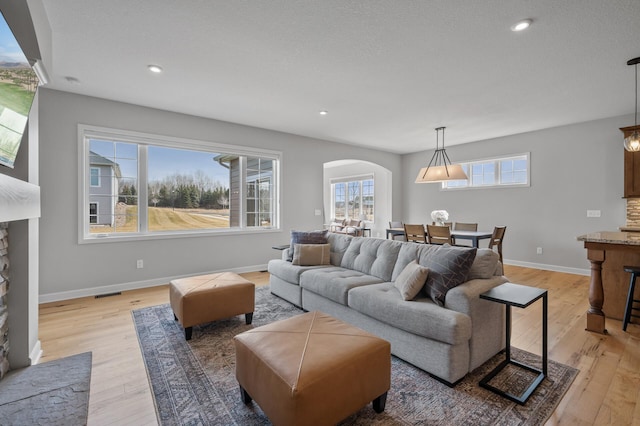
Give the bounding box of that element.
[479,282,548,405]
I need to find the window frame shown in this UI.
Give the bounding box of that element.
[441,152,530,191]
[329,174,374,222]
[78,124,281,244]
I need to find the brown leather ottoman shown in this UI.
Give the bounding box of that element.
[234,311,391,425]
[169,272,255,340]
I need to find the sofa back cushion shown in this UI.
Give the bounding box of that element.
[327,232,353,266]
[391,243,422,281]
[340,237,402,281]
[417,245,477,306]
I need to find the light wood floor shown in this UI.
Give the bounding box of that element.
[38,267,640,425]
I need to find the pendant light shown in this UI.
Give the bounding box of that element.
[415,127,468,183]
[622,57,640,152]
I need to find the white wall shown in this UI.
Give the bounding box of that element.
[37,88,403,301]
[402,115,629,274]
[323,160,393,238]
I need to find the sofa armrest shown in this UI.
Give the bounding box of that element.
[281,248,290,260]
[444,276,508,371]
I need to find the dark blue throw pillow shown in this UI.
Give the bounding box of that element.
[418,245,477,306]
[288,230,329,262]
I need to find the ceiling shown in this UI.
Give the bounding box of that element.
[36,0,640,154]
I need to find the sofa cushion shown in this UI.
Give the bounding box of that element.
[300,267,384,305]
[340,237,402,281]
[348,283,472,345]
[394,260,429,300]
[326,233,353,266]
[418,245,477,307]
[292,244,331,266]
[288,230,329,261]
[468,248,500,280]
[390,243,421,281]
[267,259,330,284]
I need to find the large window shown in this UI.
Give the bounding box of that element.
[442,153,529,190]
[79,125,280,242]
[331,175,374,221]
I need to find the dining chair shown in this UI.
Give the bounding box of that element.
[426,224,453,245]
[432,221,453,228]
[453,222,478,246]
[389,221,404,240]
[454,222,478,231]
[488,226,507,264]
[404,224,427,244]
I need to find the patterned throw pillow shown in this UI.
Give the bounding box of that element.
[419,245,477,306]
[288,230,329,262]
[292,244,331,266]
[394,260,429,300]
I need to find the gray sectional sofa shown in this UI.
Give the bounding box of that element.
[267,232,508,385]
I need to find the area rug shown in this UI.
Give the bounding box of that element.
[133,287,578,426]
[0,352,92,426]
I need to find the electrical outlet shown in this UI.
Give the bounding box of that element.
[314,209,322,216]
[536,247,543,255]
[586,210,601,218]
[136,259,144,269]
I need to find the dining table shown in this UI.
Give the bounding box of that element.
[385,228,493,248]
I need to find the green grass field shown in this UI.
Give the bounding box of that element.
[89,206,230,233]
[0,81,35,115]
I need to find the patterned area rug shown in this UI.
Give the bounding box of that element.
[133,287,578,425]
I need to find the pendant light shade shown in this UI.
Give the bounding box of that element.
[622,57,640,152]
[415,127,468,183]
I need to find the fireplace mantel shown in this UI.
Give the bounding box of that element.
[0,173,40,222]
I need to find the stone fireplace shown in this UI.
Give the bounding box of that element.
[0,223,8,379]
[0,173,41,380]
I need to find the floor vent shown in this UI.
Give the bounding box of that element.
[95,292,122,299]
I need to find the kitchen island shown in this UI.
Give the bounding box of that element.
[577,231,640,334]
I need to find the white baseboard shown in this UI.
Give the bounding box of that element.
[38,264,268,303]
[30,340,42,365]
[504,259,590,276]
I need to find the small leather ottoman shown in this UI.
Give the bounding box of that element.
[234,311,391,425]
[169,272,255,340]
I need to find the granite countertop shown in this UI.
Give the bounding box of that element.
[577,231,640,245]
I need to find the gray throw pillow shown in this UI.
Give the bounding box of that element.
[288,229,329,262]
[468,249,500,280]
[394,260,429,301]
[419,245,477,306]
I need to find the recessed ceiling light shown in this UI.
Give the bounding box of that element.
[319,110,328,115]
[148,65,163,73]
[510,19,532,32]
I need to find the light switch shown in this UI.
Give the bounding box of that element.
[586,210,601,218]
[314,209,322,216]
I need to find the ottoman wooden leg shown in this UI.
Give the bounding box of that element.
[185,326,193,341]
[245,313,253,325]
[372,392,387,413]
[239,385,252,404]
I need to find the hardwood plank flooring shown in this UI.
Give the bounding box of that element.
[37,267,640,425]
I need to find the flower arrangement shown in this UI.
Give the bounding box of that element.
[431,210,449,226]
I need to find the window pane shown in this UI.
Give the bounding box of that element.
[362,179,374,221]
[147,146,232,231]
[245,156,274,228]
[88,139,138,233]
[347,181,361,219]
[334,183,346,219]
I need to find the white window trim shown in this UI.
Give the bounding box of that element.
[78,124,282,244]
[441,152,530,191]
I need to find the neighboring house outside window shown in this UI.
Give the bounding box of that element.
[88,151,122,227]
